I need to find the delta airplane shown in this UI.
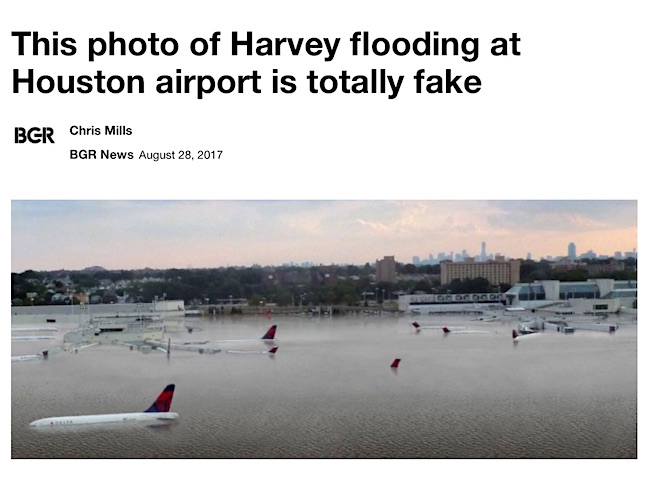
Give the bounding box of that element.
[179,325,277,346]
[391,358,401,368]
[142,338,224,355]
[225,346,278,355]
[411,321,459,331]
[29,384,178,427]
[216,324,277,343]
[441,326,492,334]
[11,350,49,362]
[84,325,277,356]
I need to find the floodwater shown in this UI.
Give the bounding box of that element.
[11,307,637,459]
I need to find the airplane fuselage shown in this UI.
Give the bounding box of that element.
[29,411,179,427]
[11,336,56,341]
[11,354,43,362]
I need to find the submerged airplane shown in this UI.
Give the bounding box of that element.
[129,327,279,356]
[11,336,57,342]
[177,325,277,346]
[11,327,58,332]
[471,315,500,322]
[66,324,277,357]
[411,321,452,331]
[211,325,277,343]
[29,384,178,427]
[11,350,49,362]
[512,329,539,341]
[225,346,278,355]
[441,326,491,334]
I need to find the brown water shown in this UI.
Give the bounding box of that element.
[11,310,637,459]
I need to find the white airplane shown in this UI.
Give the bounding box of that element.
[132,327,279,356]
[518,319,543,334]
[29,384,178,427]
[142,338,223,355]
[178,325,277,346]
[11,350,49,362]
[11,336,57,342]
[411,321,460,331]
[199,325,277,344]
[441,326,492,335]
[11,327,58,332]
[225,346,278,355]
[512,329,539,341]
[471,315,500,322]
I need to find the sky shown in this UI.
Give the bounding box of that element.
[10,200,637,273]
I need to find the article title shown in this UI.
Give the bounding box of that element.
[11,31,521,100]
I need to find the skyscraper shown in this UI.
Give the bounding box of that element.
[568,242,577,261]
[480,241,487,262]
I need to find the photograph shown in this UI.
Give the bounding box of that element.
[11,200,637,459]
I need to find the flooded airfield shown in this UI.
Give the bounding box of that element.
[11,308,637,459]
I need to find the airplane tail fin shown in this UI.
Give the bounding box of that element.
[512,330,519,339]
[412,322,420,329]
[144,384,175,413]
[42,350,49,360]
[269,346,278,354]
[442,327,451,333]
[391,358,401,368]
[262,325,277,340]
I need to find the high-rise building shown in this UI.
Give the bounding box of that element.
[568,242,577,261]
[440,257,521,286]
[480,242,487,262]
[376,255,397,283]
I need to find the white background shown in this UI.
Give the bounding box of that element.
[3,0,656,484]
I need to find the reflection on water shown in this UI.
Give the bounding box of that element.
[11,310,637,458]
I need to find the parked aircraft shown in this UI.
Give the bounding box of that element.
[11,336,57,342]
[225,346,278,355]
[512,329,539,341]
[11,327,58,332]
[471,315,500,322]
[29,384,178,427]
[201,325,278,343]
[152,325,278,354]
[411,321,459,331]
[441,327,492,334]
[11,350,49,362]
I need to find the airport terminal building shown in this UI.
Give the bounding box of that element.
[503,279,637,315]
[398,279,637,316]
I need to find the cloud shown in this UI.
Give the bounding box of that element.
[11,200,637,272]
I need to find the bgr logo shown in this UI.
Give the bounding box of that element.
[15,127,55,143]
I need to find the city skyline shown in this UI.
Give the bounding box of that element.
[11,200,637,273]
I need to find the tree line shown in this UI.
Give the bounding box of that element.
[11,258,636,307]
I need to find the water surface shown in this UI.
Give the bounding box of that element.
[11,310,637,459]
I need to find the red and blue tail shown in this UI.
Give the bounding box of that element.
[144,384,175,413]
[391,358,401,368]
[262,325,277,340]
